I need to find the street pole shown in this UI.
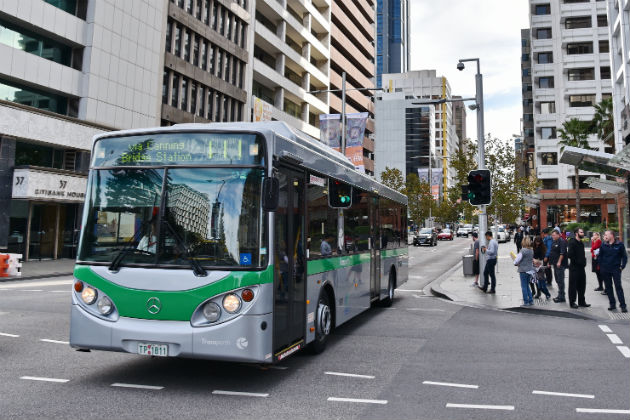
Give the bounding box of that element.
[341,71,347,154]
[429,153,432,226]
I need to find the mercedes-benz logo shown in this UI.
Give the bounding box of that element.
[146,297,162,314]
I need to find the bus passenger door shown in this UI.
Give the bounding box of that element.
[369,196,380,301]
[273,166,306,356]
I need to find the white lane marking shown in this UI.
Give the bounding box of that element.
[533,390,594,399]
[576,408,630,414]
[325,371,375,379]
[599,325,612,333]
[40,339,70,345]
[0,280,72,289]
[423,381,478,389]
[396,289,425,293]
[407,308,445,312]
[19,290,45,292]
[51,290,71,293]
[20,376,69,383]
[0,332,20,338]
[328,397,387,405]
[212,390,269,398]
[617,346,630,358]
[446,403,514,411]
[111,383,164,390]
[607,334,623,345]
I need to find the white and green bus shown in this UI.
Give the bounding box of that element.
[70,122,408,363]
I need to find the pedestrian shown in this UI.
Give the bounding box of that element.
[542,228,554,286]
[471,232,480,286]
[532,235,551,298]
[514,236,535,306]
[514,227,524,253]
[479,231,498,294]
[599,230,628,312]
[590,232,605,294]
[567,227,590,309]
[549,229,568,303]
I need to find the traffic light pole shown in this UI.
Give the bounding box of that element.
[473,62,488,277]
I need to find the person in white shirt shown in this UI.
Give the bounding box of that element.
[479,231,499,293]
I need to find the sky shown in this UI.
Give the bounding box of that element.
[410,0,530,143]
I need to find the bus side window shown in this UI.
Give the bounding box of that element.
[307,183,336,259]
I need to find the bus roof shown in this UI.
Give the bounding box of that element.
[92,121,407,205]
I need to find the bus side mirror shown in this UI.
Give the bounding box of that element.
[262,177,279,211]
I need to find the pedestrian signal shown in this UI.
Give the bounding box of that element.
[328,179,352,208]
[466,169,491,205]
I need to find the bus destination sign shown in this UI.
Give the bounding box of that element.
[92,132,264,167]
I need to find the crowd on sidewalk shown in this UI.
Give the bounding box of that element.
[470,227,628,312]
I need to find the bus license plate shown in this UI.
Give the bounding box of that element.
[138,343,168,357]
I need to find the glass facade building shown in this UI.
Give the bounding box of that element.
[376,0,409,87]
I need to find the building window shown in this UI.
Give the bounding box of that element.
[597,14,607,27]
[569,94,596,107]
[162,71,169,104]
[171,74,179,108]
[200,40,207,70]
[599,40,609,53]
[537,52,553,64]
[540,101,556,113]
[536,27,552,39]
[165,20,172,53]
[181,78,188,111]
[522,68,530,76]
[538,77,554,88]
[541,127,556,139]
[564,0,589,2]
[540,152,557,165]
[602,93,612,100]
[0,77,78,117]
[183,29,191,61]
[600,66,611,79]
[174,24,182,57]
[542,179,558,190]
[534,4,551,15]
[284,98,301,118]
[0,18,83,70]
[567,42,593,54]
[568,67,595,81]
[565,16,592,29]
[522,53,530,62]
[44,0,87,19]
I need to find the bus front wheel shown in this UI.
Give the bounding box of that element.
[309,292,332,354]
[381,269,395,307]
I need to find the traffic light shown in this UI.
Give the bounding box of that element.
[328,179,352,208]
[466,169,491,205]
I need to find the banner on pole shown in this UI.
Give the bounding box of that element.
[417,168,441,200]
[344,112,368,171]
[252,96,272,122]
[319,114,341,148]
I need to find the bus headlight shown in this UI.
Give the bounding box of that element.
[81,287,97,305]
[202,302,221,322]
[223,294,242,313]
[97,296,114,315]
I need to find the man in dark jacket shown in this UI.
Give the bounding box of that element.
[599,230,628,312]
[514,227,524,253]
[567,228,589,309]
[549,229,568,303]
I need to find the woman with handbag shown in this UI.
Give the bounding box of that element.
[514,237,535,306]
[591,232,605,294]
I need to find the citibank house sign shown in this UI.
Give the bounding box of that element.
[12,168,87,203]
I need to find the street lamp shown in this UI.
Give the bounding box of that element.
[458,57,488,274]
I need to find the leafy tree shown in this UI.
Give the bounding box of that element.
[380,167,405,193]
[591,97,615,153]
[557,118,592,223]
[405,173,434,226]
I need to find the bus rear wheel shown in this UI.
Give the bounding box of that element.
[309,292,332,354]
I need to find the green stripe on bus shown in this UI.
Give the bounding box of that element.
[73,265,273,321]
[380,248,408,258]
[307,253,371,275]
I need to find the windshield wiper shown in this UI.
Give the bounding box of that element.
[108,220,150,272]
[160,217,207,277]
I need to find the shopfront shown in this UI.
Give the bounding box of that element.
[9,167,86,261]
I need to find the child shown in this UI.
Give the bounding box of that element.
[532,258,551,299]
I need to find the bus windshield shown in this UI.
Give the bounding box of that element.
[78,167,266,269]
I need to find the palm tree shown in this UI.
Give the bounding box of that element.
[591,98,615,153]
[557,118,592,223]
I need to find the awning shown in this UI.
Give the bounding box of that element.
[559,146,629,177]
[584,177,627,194]
[609,142,630,169]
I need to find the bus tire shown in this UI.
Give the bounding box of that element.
[381,269,395,307]
[309,291,332,354]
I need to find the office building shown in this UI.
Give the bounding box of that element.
[520,28,535,179]
[607,0,630,149]
[451,95,467,150]
[375,0,409,88]
[528,0,618,227]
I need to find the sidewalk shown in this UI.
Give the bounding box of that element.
[433,242,630,322]
[1,258,75,281]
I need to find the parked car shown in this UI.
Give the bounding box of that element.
[438,228,454,241]
[457,224,473,237]
[496,226,508,243]
[413,228,438,246]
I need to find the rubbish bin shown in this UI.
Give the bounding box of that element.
[462,254,474,276]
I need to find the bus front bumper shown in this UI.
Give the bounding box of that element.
[69,304,273,363]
